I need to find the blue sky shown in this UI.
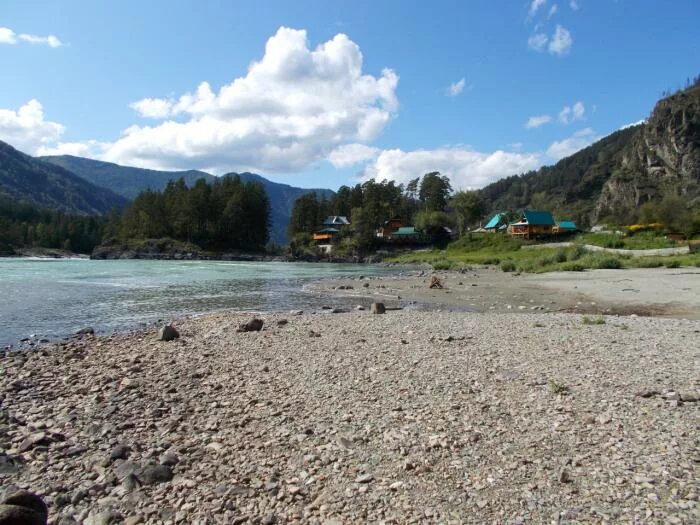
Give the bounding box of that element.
[1,0,698,190]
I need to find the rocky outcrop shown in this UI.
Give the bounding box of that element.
[595,81,700,220]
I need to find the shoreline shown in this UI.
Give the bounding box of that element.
[1,309,697,523]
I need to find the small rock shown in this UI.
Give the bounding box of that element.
[261,514,277,525]
[559,469,572,483]
[157,324,179,341]
[75,327,94,337]
[0,490,49,525]
[138,464,173,485]
[110,444,130,461]
[276,319,288,326]
[355,473,374,483]
[370,303,386,315]
[237,318,264,332]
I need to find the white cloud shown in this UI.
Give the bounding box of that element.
[103,27,399,173]
[328,143,380,168]
[619,119,646,130]
[0,99,65,153]
[558,101,585,123]
[360,147,541,190]
[548,4,558,18]
[548,25,572,55]
[36,140,107,158]
[528,0,548,19]
[448,78,466,97]
[528,33,549,52]
[129,98,175,119]
[546,128,598,160]
[0,27,62,47]
[569,0,579,11]
[525,114,552,129]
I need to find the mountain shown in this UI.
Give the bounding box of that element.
[479,79,700,226]
[0,141,128,215]
[39,155,217,200]
[40,155,334,244]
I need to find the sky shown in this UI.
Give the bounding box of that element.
[1,0,698,190]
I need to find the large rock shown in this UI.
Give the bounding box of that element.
[370,303,386,314]
[138,464,173,485]
[157,324,179,341]
[237,318,264,332]
[0,490,48,525]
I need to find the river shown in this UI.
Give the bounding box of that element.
[0,258,392,346]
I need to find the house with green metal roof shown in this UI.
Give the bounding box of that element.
[507,210,555,238]
[554,220,578,233]
[483,212,508,231]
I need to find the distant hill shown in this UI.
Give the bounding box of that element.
[0,141,128,215]
[479,79,700,226]
[40,155,334,244]
[40,155,216,200]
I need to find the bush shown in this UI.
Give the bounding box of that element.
[664,259,681,268]
[554,249,568,263]
[583,316,606,325]
[637,258,663,268]
[432,259,454,271]
[500,261,516,272]
[595,256,623,269]
[561,262,585,271]
[481,257,500,265]
[568,245,587,260]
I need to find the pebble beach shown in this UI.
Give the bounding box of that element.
[1,305,698,524]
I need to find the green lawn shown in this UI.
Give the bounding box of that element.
[577,231,678,249]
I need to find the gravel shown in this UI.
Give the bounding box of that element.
[0,310,698,524]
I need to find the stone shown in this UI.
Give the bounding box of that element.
[559,469,572,483]
[261,514,277,525]
[0,454,18,476]
[157,324,179,341]
[110,444,131,460]
[138,464,173,485]
[75,327,95,337]
[160,452,179,466]
[276,319,288,326]
[355,473,374,483]
[370,303,386,315]
[0,490,48,525]
[679,391,698,402]
[237,318,264,332]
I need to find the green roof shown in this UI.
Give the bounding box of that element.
[317,227,339,233]
[393,226,418,235]
[484,213,506,229]
[556,220,578,230]
[522,210,555,226]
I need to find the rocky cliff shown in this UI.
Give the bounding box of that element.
[595,81,700,220]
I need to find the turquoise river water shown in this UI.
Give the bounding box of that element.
[0,258,392,347]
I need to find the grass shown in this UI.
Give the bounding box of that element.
[550,381,570,395]
[577,231,678,250]
[582,316,606,325]
[387,232,700,274]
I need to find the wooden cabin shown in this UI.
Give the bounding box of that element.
[507,210,555,239]
[553,220,579,234]
[376,216,407,238]
[313,227,339,242]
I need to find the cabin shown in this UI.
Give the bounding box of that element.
[483,212,509,232]
[376,216,407,238]
[507,210,555,239]
[312,227,339,242]
[553,220,579,234]
[322,216,351,227]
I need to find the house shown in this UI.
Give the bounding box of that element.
[376,216,406,238]
[483,212,509,232]
[507,210,555,238]
[313,227,339,242]
[322,216,351,227]
[553,220,579,234]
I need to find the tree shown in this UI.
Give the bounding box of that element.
[450,191,485,235]
[419,172,452,212]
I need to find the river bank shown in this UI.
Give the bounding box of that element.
[1,310,698,524]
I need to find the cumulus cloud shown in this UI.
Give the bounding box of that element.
[0,99,65,153]
[546,128,598,160]
[101,27,399,173]
[528,33,549,52]
[360,147,541,190]
[328,143,380,168]
[558,101,585,123]
[619,119,646,130]
[525,114,552,129]
[548,4,558,18]
[448,78,466,97]
[569,0,579,10]
[548,25,572,55]
[0,27,62,47]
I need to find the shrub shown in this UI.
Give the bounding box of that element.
[561,262,585,272]
[595,256,623,269]
[664,259,681,268]
[637,258,663,268]
[554,249,568,263]
[481,257,500,265]
[432,259,454,271]
[568,245,587,261]
[583,316,606,325]
[500,261,516,272]
[550,381,570,395]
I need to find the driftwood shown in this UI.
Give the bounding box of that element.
[429,275,444,289]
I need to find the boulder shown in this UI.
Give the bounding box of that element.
[138,464,173,485]
[0,490,48,525]
[237,318,264,332]
[157,324,179,341]
[75,327,95,337]
[370,303,386,315]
